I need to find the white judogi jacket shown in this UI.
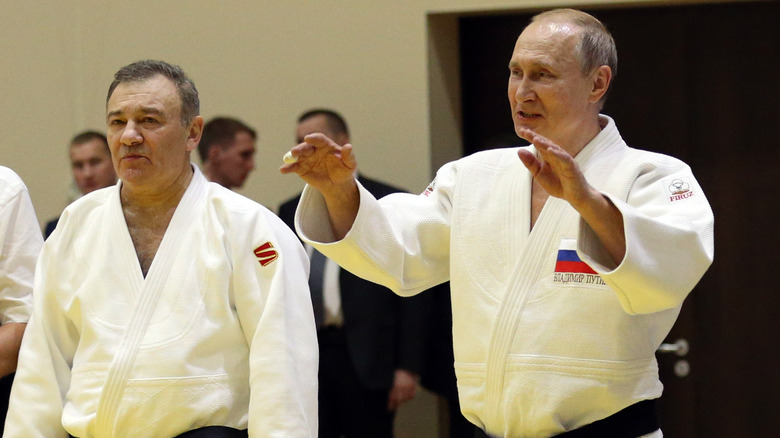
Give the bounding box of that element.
[297,116,714,437]
[5,166,318,438]
[0,166,41,324]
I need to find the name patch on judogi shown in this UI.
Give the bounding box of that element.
[553,239,605,285]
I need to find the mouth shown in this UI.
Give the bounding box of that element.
[516,111,542,120]
[120,154,147,164]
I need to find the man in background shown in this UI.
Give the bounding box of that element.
[0,166,43,431]
[44,131,117,238]
[197,116,257,190]
[279,108,431,438]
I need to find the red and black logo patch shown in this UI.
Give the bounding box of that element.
[254,242,278,266]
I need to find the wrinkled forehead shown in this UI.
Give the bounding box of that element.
[512,19,581,63]
[520,19,580,46]
[107,75,182,115]
[71,139,110,158]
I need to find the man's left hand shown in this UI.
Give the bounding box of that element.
[387,369,419,411]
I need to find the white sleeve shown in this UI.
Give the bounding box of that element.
[296,169,453,297]
[4,243,76,437]
[234,211,318,437]
[0,169,42,324]
[579,159,715,315]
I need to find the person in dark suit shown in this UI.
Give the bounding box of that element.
[197,116,257,190]
[278,109,432,438]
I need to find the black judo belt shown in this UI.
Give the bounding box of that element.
[474,398,660,438]
[556,398,660,438]
[175,426,248,437]
[70,425,247,438]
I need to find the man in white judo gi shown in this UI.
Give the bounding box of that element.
[281,8,714,438]
[0,166,43,431]
[5,60,318,437]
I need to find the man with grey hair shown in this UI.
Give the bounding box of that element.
[6,60,318,437]
[282,9,713,437]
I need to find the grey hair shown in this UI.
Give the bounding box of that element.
[106,60,200,125]
[531,9,618,104]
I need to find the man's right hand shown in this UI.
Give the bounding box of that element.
[280,132,360,240]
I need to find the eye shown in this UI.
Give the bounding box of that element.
[537,70,554,79]
[109,119,126,126]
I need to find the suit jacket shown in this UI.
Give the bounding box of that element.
[44,217,58,239]
[278,175,433,391]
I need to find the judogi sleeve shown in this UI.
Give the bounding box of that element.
[233,211,318,437]
[4,232,78,437]
[296,169,455,298]
[578,157,715,315]
[0,169,41,324]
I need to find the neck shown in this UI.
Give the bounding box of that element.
[121,165,193,212]
[558,115,604,158]
[202,163,231,188]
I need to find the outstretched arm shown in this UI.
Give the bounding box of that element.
[516,128,626,265]
[280,133,360,240]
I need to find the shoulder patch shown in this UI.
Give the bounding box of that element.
[254,242,279,266]
[421,179,436,197]
[665,178,695,202]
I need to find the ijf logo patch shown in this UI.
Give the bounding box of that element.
[254,242,278,266]
[666,178,695,203]
[553,239,605,285]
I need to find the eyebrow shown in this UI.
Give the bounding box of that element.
[509,59,553,70]
[106,106,165,119]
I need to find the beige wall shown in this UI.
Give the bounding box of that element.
[1,0,674,225]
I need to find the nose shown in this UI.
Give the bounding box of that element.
[120,120,143,145]
[514,76,535,102]
[83,164,95,177]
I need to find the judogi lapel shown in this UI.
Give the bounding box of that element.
[95,170,206,435]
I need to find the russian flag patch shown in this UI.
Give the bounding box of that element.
[555,239,597,275]
[553,239,605,285]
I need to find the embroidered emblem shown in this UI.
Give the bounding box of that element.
[553,239,605,285]
[421,179,436,197]
[254,242,278,266]
[667,178,694,202]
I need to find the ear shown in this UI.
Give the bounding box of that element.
[186,115,204,153]
[589,65,612,104]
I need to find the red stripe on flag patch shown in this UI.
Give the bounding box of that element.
[554,260,597,275]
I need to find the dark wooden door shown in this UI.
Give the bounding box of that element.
[458,2,780,436]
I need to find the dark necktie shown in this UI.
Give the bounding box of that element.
[308,248,327,329]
